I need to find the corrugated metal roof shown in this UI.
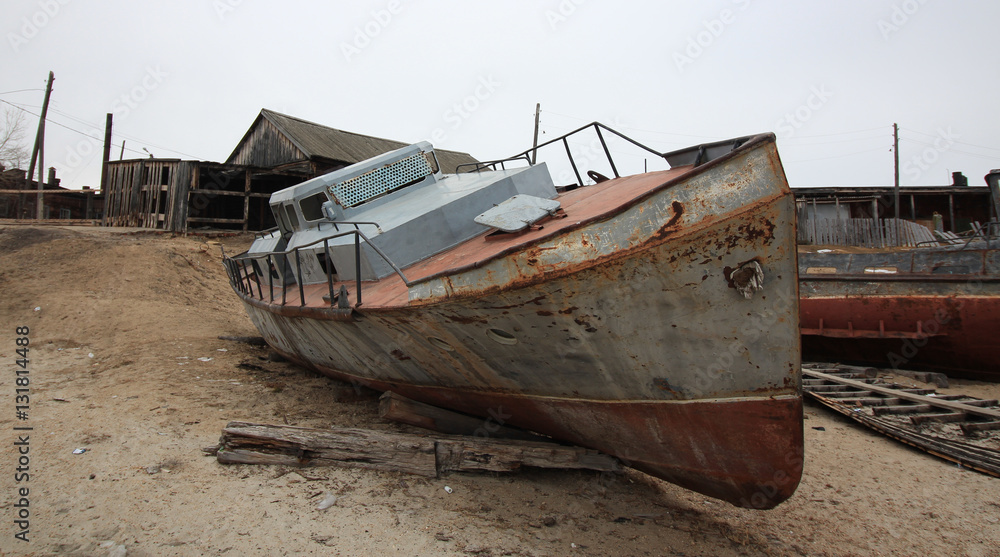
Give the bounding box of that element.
[226,109,478,173]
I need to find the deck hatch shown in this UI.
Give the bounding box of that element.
[475,195,562,233]
[328,152,433,208]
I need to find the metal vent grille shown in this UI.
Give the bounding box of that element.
[328,153,432,208]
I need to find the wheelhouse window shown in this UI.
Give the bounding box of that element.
[299,192,329,222]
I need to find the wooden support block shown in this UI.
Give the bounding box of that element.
[434,437,621,474]
[215,421,621,477]
[217,421,438,476]
[378,391,547,442]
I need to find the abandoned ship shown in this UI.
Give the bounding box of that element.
[223,123,803,509]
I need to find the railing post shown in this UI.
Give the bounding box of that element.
[562,137,583,187]
[354,233,362,307]
[594,125,619,178]
[251,261,263,299]
[241,260,253,297]
[241,261,251,295]
[324,239,335,306]
[281,256,288,306]
[267,254,274,302]
[294,249,305,307]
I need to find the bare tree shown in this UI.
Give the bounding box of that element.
[0,107,30,170]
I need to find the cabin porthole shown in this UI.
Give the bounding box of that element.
[428,337,455,352]
[487,328,518,346]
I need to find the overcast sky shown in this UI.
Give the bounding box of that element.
[3,0,999,191]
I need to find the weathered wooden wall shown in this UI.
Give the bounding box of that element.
[104,159,191,230]
[228,118,305,168]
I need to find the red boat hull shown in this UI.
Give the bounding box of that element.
[801,294,1000,381]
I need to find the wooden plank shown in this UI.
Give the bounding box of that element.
[215,421,621,477]
[0,218,101,226]
[872,404,933,415]
[186,217,246,224]
[187,189,270,197]
[435,437,620,475]
[804,384,855,392]
[218,421,438,476]
[805,370,1000,419]
[822,390,874,398]
[378,391,547,442]
[835,397,891,407]
[243,169,251,232]
[0,189,100,194]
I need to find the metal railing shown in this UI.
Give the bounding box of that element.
[455,122,668,188]
[223,226,410,309]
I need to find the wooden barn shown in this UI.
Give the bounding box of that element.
[102,109,479,232]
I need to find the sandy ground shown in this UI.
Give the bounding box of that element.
[0,225,998,557]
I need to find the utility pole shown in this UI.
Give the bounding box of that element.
[531,103,541,164]
[25,71,54,219]
[100,113,113,225]
[893,123,900,245]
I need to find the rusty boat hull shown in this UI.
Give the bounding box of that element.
[800,246,1000,381]
[227,130,803,509]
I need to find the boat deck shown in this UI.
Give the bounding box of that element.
[234,167,693,313]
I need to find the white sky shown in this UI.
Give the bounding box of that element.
[3,0,999,190]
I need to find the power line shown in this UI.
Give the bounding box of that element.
[1,99,205,160]
[1,99,145,157]
[901,127,1000,153]
[781,133,887,147]
[786,147,886,164]
[0,89,46,95]
[787,126,887,139]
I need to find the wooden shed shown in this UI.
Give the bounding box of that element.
[226,109,478,176]
[102,109,479,232]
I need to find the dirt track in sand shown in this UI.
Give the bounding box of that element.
[0,225,998,557]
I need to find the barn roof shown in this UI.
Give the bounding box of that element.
[226,109,478,173]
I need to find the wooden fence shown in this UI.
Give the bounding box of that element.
[799,218,938,248]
